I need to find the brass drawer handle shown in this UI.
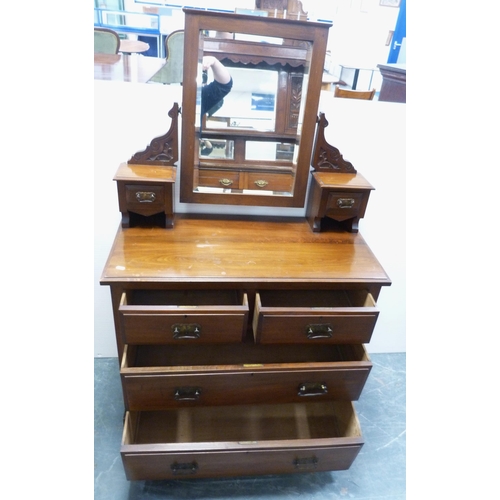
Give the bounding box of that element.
[306,324,333,339]
[135,191,156,203]
[170,461,198,475]
[336,197,355,208]
[172,323,201,339]
[298,382,328,397]
[174,387,202,401]
[254,179,269,188]
[219,178,233,186]
[293,456,318,469]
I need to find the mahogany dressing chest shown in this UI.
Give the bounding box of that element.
[100,5,391,481]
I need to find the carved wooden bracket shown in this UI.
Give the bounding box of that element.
[311,112,357,174]
[128,102,180,165]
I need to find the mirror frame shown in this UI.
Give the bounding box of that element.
[180,8,331,208]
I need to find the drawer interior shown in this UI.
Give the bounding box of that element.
[123,401,361,444]
[124,289,244,306]
[257,289,375,308]
[124,343,368,369]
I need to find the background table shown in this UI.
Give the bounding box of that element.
[94,53,165,83]
[119,39,150,54]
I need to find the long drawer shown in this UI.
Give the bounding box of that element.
[121,401,363,480]
[253,290,379,344]
[121,343,371,409]
[119,290,249,344]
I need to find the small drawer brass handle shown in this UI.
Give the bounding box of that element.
[298,382,328,397]
[174,387,202,401]
[172,324,201,339]
[337,197,355,208]
[135,191,156,203]
[170,461,199,475]
[219,178,233,186]
[293,456,318,469]
[306,324,333,339]
[254,179,269,188]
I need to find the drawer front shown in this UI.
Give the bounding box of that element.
[122,369,371,410]
[122,444,362,480]
[246,172,294,192]
[121,402,363,480]
[125,184,165,216]
[253,291,379,344]
[324,191,365,219]
[121,344,371,409]
[119,292,249,344]
[197,169,240,189]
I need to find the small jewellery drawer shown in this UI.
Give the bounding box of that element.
[324,192,365,219]
[121,343,371,410]
[119,290,249,344]
[121,401,363,480]
[125,184,165,216]
[253,290,379,344]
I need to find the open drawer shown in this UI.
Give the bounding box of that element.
[121,343,371,409]
[119,290,249,344]
[253,290,379,344]
[121,401,363,480]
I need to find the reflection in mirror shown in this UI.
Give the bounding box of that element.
[194,30,311,200]
[200,67,279,133]
[199,139,234,159]
[246,141,296,162]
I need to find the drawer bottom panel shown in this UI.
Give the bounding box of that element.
[121,401,363,480]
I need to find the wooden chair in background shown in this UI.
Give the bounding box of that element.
[94,28,120,54]
[334,85,376,101]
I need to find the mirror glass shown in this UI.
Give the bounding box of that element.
[193,31,311,199]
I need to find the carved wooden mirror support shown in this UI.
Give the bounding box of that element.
[311,112,356,174]
[128,102,179,166]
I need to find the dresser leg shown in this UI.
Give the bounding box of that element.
[308,216,322,232]
[342,217,359,233]
[121,212,130,228]
[164,213,174,229]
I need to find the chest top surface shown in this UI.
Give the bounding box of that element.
[100,215,391,286]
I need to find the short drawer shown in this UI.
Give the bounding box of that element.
[119,290,249,344]
[197,169,240,189]
[253,290,379,344]
[121,343,371,410]
[121,401,363,480]
[246,172,294,192]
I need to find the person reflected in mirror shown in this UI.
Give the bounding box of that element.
[200,139,214,156]
[201,56,233,117]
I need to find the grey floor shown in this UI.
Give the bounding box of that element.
[95,353,405,500]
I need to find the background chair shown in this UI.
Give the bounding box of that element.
[334,85,376,101]
[94,28,120,54]
[148,30,185,84]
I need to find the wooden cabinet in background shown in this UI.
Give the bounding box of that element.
[377,63,406,103]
